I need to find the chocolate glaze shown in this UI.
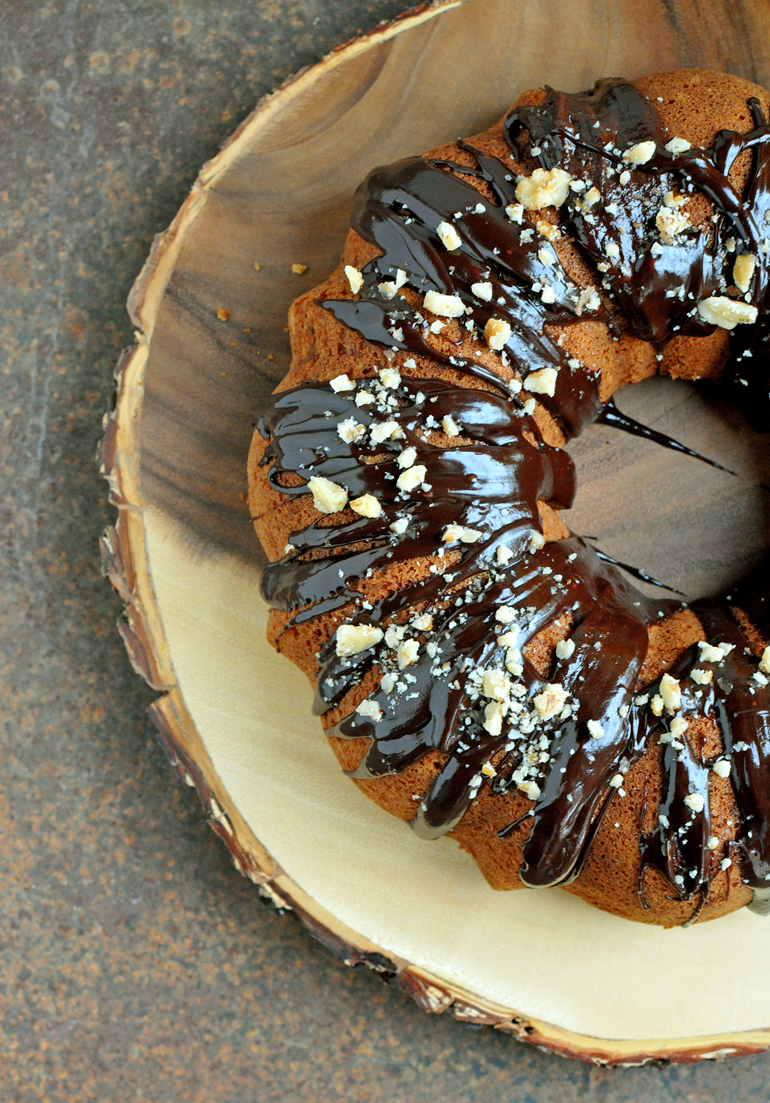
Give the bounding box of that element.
[508,79,770,422]
[589,542,686,595]
[259,380,671,889]
[635,602,770,914]
[321,150,603,438]
[257,77,770,919]
[598,398,736,476]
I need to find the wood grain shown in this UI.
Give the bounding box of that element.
[102,0,770,1062]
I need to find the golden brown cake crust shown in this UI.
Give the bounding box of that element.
[248,69,770,926]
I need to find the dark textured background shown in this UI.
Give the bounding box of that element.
[3,2,770,1099]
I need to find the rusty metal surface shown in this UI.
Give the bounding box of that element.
[3,1,770,1098]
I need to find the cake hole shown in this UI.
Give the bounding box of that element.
[565,375,770,602]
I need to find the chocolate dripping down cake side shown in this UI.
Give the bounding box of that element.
[248,69,770,928]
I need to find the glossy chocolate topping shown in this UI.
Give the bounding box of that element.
[597,398,736,476]
[257,77,770,918]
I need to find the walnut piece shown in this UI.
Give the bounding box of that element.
[622,141,656,165]
[336,624,384,656]
[437,220,462,251]
[344,265,364,294]
[350,493,382,518]
[533,683,568,720]
[515,167,572,211]
[484,317,512,350]
[308,475,348,513]
[733,253,756,293]
[697,296,758,329]
[523,367,558,397]
[423,290,465,318]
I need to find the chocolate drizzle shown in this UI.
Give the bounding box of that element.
[635,604,770,914]
[258,379,671,888]
[260,380,575,632]
[257,77,770,919]
[507,80,770,346]
[321,151,603,437]
[589,542,686,595]
[598,398,736,476]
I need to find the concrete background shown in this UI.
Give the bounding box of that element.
[2,2,770,1099]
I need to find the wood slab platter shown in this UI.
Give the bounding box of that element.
[99,0,770,1065]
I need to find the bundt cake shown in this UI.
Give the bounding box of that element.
[248,69,770,927]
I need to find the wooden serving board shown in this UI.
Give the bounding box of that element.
[100,0,770,1064]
